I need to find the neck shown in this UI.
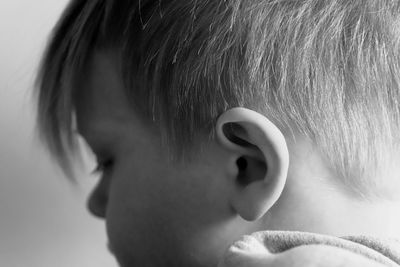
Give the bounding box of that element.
[265,168,400,239]
[263,138,400,239]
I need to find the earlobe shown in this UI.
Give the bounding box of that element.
[216,108,289,221]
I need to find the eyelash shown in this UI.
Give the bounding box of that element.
[92,159,114,175]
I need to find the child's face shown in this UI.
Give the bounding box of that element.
[76,51,256,267]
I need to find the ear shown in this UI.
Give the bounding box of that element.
[216,107,289,221]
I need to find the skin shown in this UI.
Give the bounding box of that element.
[76,51,400,267]
[76,51,260,267]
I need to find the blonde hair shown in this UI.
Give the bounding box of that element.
[36,0,400,198]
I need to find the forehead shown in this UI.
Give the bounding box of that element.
[75,51,134,135]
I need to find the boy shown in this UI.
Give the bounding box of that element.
[35,0,400,266]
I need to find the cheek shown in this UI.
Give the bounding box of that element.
[104,158,235,266]
[104,163,172,265]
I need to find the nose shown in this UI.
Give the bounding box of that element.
[87,177,110,219]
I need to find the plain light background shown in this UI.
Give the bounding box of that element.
[0,1,117,266]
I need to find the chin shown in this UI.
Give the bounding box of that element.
[112,249,204,267]
[112,249,165,267]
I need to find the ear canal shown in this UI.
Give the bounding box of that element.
[236,157,248,185]
[216,107,289,221]
[236,156,268,186]
[236,157,248,171]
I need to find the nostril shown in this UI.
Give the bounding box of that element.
[87,181,108,219]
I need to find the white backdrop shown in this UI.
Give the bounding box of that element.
[0,1,117,266]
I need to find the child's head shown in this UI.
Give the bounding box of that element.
[36,0,400,266]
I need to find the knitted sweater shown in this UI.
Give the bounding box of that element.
[219,231,400,267]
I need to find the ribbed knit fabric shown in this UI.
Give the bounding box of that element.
[219,231,400,267]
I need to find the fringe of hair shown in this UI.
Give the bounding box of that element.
[36,0,400,198]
